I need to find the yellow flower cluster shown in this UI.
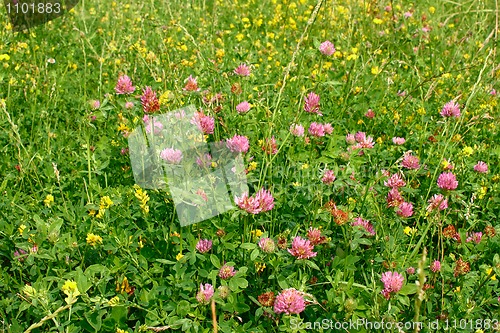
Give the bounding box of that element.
[61,280,80,298]
[95,196,114,218]
[44,194,54,207]
[255,262,266,273]
[18,224,26,235]
[134,185,150,214]
[86,233,103,246]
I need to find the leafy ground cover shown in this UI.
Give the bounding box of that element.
[1,0,499,332]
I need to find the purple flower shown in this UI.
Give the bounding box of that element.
[226,134,250,153]
[346,134,356,144]
[218,264,237,279]
[384,173,406,188]
[392,137,406,145]
[304,92,321,115]
[196,283,214,304]
[273,288,306,315]
[195,239,213,253]
[235,188,274,214]
[234,63,251,76]
[308,122,325,137]
[141,86,160,113]
[319,41,336,56]
[236,101,251,113]
[440,100,460,118]
[160,148,183,164]
[466,232,483,244]
[115,75,135,94]
[430,260,441,273]
[397,202,414,218]
[351,217,375,236]
[321,169,336,185]
[427,194,448,211]
[288,236,317,259]
[381,271,404,300]
[437,172,458,190]
[401,152,420,170]
[290,124,305,137]
[191,111,215,134]
[473,161,488,173]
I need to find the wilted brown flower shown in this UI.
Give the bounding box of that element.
[258,291,275,307]
[277,236,288,249]
[454,258,470,277]
[443,225,460,241]
[484,226,496,238]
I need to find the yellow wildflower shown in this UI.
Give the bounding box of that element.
[44,194,54,207]
[478,186,487,200]
[134,185,150,214]
[404,226,417,236]
[486,267,497,280]
[18,224,26,235]
[251,229,263,238]
[86,233,103,246]
[0,54,10,61]
[373,18,383,25]
[100,196,113,209]
[255,262,266,273]
[117,123,129,132]
[176,252,184,261]
[61,280,80,297]
[108,296,120,306]
[247,161,258,172]
[461,146,473,157]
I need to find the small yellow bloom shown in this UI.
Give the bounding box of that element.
[117,123,129,132]
[44,194,54,207]
[461,146,473,157]
[176,252,184,261]
[108,296,120,306]
[18,224,26,235]
[116,329,126,333]
[301,163,309,170]
[371,66,381,75]
[454,286,461,293]
[0,54,10,61]
[347,197,356,205]
[86,233,103,246]
[255,262,266,273]
[478,186,487,200]
[100,196,113,209]
[404,226,417,236]
[61,280,80,296]
[429,6,435,14]
[251,229,263,238]
[486,267,497,280]
[247,161,258,172]
[373,18,383,25]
